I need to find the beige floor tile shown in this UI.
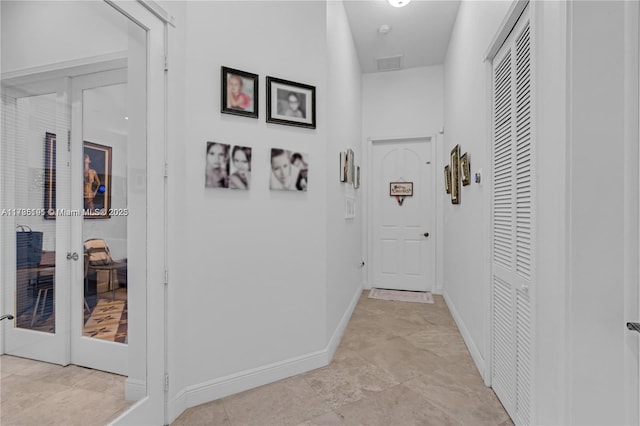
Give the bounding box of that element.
[335,384,458,426]
[404,369,511,425]
[358,336,443,383]
[404,328,469,358]
[38,364,96,387]
[1,356,132,425]
[222,376,332,426]
[73,369,128,398]
[297,410,345,426]
[2,387,129,426]
[172,400,231,426]
[303,348,399,409]
[1,356,60,378]
[0,374,70,413]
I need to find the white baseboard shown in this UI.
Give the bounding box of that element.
[169,287,364,424]
[169,350,328,423]
[327,283,362,360]
[442,290,486,379]
[125,378,146,401]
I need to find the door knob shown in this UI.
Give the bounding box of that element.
[627,322,640,333]
[423,232,429,237]
[67,252,79,261]
[0,314,14,321]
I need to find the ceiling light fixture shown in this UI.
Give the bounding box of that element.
[388,0,411,8]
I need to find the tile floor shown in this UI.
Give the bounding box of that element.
[0,355,132,426]
[0,291,512,425]
[173,291,513,426]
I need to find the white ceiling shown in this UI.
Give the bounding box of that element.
[343,0,461,73]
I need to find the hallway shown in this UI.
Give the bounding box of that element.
[173,291,511,425]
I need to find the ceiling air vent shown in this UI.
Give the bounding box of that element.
[376,55,403,72]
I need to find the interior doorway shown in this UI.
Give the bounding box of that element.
[368,137,435,292]
[0,0,146,377]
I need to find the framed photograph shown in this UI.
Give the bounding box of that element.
[229,145,252,190]
[460,152,471,186]
[390,182,413,196]
[83,141,112,218]
[270,148,309,192]
[444,165,451,194]
[340,152,347,182]
[205,142,230,188]
[221,67,258,118]
[354,165,361,189]
[451,144,460,204]
[266,76,316,129]
[346,149,355,184]
[44,132,57,219]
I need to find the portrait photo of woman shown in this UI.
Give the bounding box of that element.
[205,141,230,188]
[229,145,252,190]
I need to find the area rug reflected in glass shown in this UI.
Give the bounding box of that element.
[368,288,434,304]
[83,299,127,343]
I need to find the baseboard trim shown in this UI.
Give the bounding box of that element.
[442,290,486,378]
[125,378,146,401]
[169,287,364,423]
[327,283,362,360]
[170,349,328,422]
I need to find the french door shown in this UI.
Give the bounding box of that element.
[0,0,147,376]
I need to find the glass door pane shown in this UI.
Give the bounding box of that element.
[1,79,72,365]
[81,81,128,344]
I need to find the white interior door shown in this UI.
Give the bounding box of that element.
[371,138,435,292]
[1,79,72,365]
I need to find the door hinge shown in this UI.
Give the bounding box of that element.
[164,162,169,178]
[164,269,169,286]
[67,130,71,152]
[164,374,169,391]
[164,55,169,72]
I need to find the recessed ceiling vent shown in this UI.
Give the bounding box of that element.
[376,55,403,72]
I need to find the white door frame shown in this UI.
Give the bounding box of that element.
[0,1,169,424]
[364,135,439,293]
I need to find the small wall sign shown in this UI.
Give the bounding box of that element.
[390,182,413,196]
[390,182,413,206]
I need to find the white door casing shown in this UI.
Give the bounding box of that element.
[371,137,435,292]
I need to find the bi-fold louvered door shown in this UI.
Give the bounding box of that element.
[491,5,533,426]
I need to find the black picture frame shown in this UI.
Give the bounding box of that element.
[266,76,316,129]
[221,66,259,119]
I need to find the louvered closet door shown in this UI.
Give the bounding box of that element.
[491,5,533,426]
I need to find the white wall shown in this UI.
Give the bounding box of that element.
[566,1,638,423]
[168,0,336,418]
[326,0,363,343]
[0,1,127,74]
[362,66,443,141]
[442,0,511,373]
